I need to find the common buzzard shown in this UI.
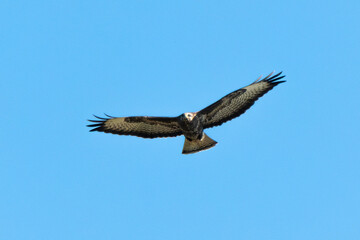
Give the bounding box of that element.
[87,72,285,154]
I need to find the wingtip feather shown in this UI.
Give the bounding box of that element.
[93,114,108,120]
[104,113,115,118]
[260,71,286,84]
[263,71,275,81]
[87,114,111,132]
[89,127,103,132]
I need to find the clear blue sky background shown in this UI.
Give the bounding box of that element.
[1,1,359,239]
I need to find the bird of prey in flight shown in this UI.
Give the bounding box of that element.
[87,72,285,154]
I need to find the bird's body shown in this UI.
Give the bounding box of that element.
[178,113,203,140]
[87,72,286,154]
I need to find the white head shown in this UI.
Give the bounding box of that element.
[183,112,195,121]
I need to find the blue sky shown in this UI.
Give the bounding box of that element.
[1,0,359,239]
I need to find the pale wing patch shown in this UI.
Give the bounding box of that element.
[88,116,183,138]
[199,72,285,128]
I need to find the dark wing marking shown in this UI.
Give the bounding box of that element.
[197,71,285,129]
[87,115,183,138]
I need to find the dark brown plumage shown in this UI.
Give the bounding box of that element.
[87,71,285,154]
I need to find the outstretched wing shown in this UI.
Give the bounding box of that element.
[198,72,285,129]
[87,115,183,138]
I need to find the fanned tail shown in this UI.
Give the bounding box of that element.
[182,133,217,154]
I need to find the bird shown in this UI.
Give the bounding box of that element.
[87,71,285,154]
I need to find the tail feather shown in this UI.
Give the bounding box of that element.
[182,133,217,154]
